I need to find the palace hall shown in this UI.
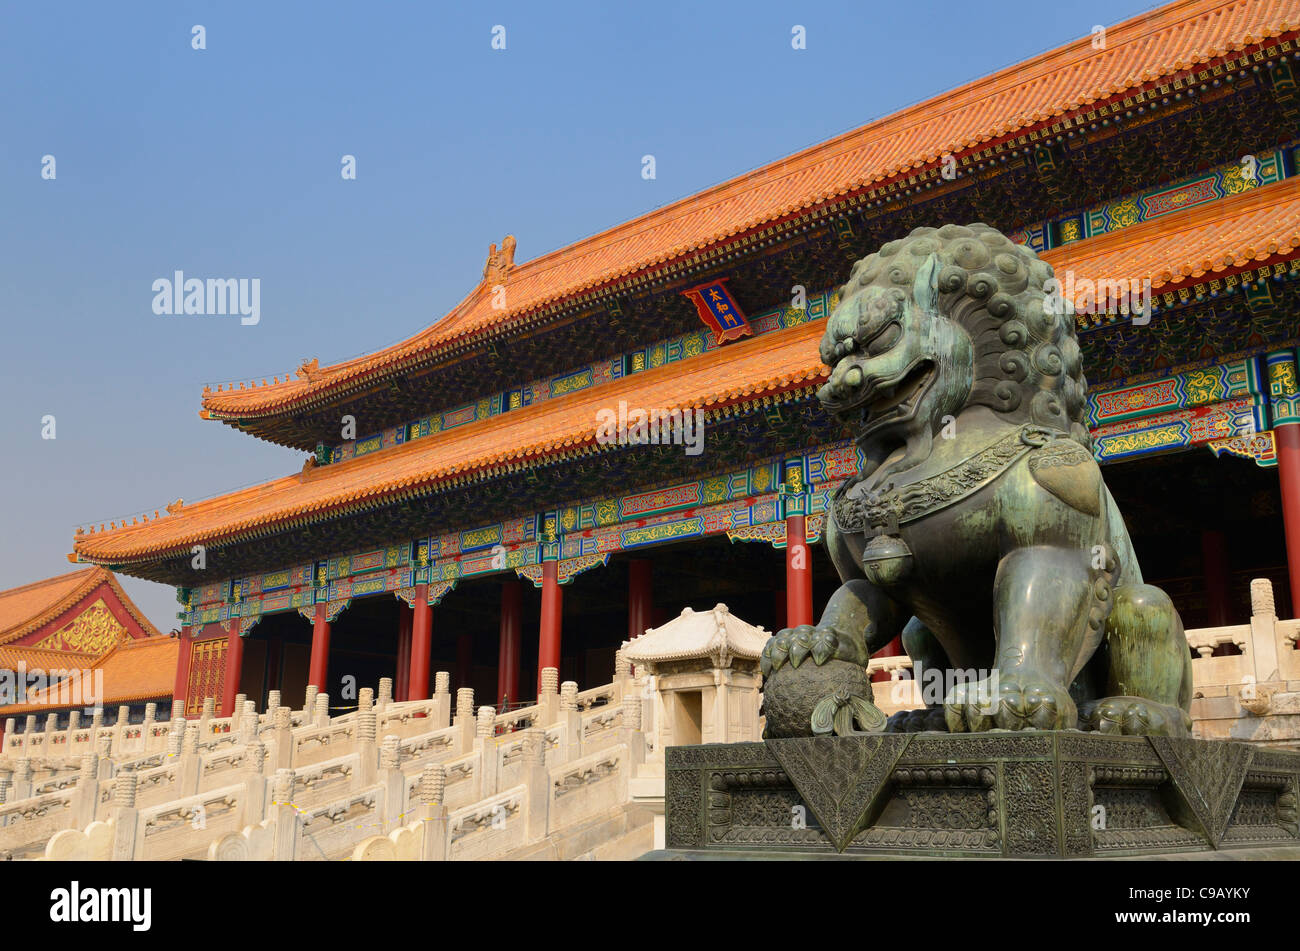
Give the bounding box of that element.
[63,0,1300,721]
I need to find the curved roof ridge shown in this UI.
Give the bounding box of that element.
[85,174,1300,570]
[201,0,1298,422]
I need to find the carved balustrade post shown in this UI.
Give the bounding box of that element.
[270,768,298,861]
[620,693,646,767]
[1248,578,1283,692]
[559,681,582,762]
[240,740,268,821]
[12,759,33,801]
[453,688,475,752]
[431,672,452,729]
[357,709,378,787]
[418,765,448,861]
[474,706,497,800]
[109,774,139,861]
[272,704,294,772]
[379,735,405,831]
[521,728,550,842]
[181,723,202,795]
[142,703,157,751]
[74,752,99,827]
[538,667,560,726]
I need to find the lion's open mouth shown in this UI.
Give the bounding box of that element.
[858,360,934,432]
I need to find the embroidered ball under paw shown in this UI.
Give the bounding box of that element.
[761,659,874,739]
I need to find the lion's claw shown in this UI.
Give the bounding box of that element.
[761,625,854,674]
[788,626,815,668]
[944,672,1077,732]
[1079,696,1190,737]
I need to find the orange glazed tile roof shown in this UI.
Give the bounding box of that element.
[77,175,1300,566]
[0,644,100,673]
[80,319,831,563]
[0,636,179,716]
[1040,176,1300,296]
[0,567,161,646]
[200,0,1300,420]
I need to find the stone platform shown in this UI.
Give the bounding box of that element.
[659,733,1300,859]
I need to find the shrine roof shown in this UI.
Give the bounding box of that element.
[0,568,161,647]
[76,174,1300,570]
[199,0,1298,422]
[0,636,180,716]
[624,603,771,667]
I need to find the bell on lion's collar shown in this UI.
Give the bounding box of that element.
[861,532,913,585]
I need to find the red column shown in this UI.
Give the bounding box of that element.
[172,626,193,718]
[1277,424,1300,617]
[395,605,412,701]
[308,604,331,692]
[220,628,244,718]
[627,560,653,639]
[538,559,562,691]
[409,586,432,702]
[785,515,814,628]
[497,581,522,708]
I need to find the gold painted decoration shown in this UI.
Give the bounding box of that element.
[33,599,129,654]
[1110,197,1141,228]
[1270,358,1298,398]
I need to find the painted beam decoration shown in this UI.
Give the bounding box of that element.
[682,278,751,343]
[1268,348,1300,426]
[180,346,1300,627]
[1087,358,1273,465]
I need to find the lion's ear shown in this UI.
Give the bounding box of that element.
[912,252,941,315]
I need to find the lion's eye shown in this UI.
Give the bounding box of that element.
[866,323,901,355]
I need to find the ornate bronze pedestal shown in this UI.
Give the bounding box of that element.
[655,734,1300,859]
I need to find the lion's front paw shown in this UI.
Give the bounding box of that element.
[760,625,853,676]
[1079,696,1191,737]
[943,672,1077,732]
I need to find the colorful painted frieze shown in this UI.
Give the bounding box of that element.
[1086,359,1260,427]
[1267,348,1300,426]
[1060,148,1287,247]
[319,288,841,466]
[1209,432,1278,468]
[1092,396,1266,463]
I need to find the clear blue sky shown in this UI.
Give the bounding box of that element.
[0,0,1160,629]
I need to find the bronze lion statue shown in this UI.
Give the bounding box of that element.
[761,223,1193,738]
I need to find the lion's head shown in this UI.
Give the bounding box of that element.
[818,223,1089,479]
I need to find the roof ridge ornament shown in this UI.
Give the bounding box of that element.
[483,234,516,286]
[297,358,322,382]
[299,456,318,482]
